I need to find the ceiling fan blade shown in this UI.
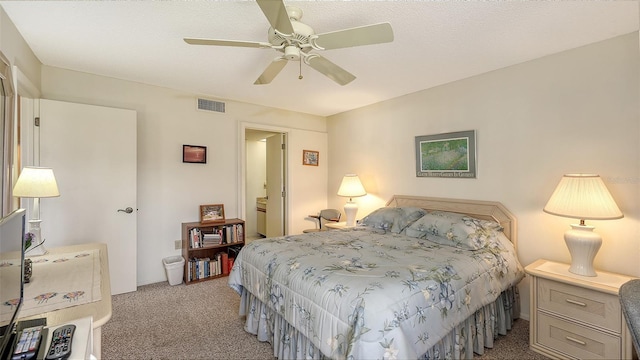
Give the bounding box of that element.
[306,55,356,86]
[314,22,394,50]
[256,0,294,34]
[254,58,288,85]
[184,38,272,48]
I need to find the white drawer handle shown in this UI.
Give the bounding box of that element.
[565,336,587,346]
[565,298,587,307]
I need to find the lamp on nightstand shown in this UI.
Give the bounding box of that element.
[337,174,366,227]
[543,174,623,277]
[12,167,60,256]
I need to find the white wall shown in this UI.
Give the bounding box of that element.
[287,128,329,234]
[39,66,328,286]
[327,33,640,320]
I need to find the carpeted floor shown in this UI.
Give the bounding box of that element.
[102,278,549,359]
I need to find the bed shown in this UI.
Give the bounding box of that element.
[228,196,525,359]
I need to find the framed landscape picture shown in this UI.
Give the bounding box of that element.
[200,204,225,224]
[415,130,476,178]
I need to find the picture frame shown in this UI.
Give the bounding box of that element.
[200,204,225,224]
[415,130,476,178]
[302,150,319,166]
[183,145,207,164]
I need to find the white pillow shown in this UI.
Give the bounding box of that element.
[360,207,427,233]
[405,211,503,250]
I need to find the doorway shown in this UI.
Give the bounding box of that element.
[244,128,287,242]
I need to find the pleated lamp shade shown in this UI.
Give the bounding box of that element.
[544,174,622,221]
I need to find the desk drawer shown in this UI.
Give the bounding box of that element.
[537,278,621,332]
[538,312,621,359]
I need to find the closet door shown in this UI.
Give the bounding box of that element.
[39,99,137,295]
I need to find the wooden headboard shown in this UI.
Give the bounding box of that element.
[386,195,517,248]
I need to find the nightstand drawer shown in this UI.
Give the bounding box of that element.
[538,312,621,360]
[538,277,622,332]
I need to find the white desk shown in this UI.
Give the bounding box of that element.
[21,243,112,359]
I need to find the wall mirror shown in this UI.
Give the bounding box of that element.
[0,51,15,217]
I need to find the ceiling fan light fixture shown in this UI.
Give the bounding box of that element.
[284,45,300,60]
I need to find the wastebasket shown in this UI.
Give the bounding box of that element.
[163,256,185,286]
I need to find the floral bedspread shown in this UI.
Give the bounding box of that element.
[228,227,524,359]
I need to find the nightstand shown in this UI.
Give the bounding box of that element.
[324,221,355,230]
[525,259,637,359]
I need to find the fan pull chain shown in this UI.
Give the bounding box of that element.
[298,59,303,80]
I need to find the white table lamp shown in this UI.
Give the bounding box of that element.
[337,174,366,227]
[12,166,60,256]
[543,174,623,277]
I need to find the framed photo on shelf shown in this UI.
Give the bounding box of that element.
[200,204,225,223]
[302,150,319,166]
[415,130,476,178]
[183,145,207,164]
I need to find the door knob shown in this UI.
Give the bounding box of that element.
[118,207,134,214]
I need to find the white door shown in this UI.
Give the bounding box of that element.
[39,99,137,295]
[266,133,285,237]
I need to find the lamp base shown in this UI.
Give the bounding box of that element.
[25,220,48,257]
[344,201,358,227]
[564,224,601,277]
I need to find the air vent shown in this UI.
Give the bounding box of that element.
[197,98,226,113]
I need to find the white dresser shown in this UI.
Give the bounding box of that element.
[526,259,637,359]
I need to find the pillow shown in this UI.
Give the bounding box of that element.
[404,211,503,250]
[359,207,427,233]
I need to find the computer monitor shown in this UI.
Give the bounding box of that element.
[0,208,26,358]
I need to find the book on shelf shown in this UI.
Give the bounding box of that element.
[228,257,234,273]
[191,227,235,248]
[221,252,229,275]
[221,224,244,244]
[188,256,224,281]
[189,227,202,248]
[202,232,221,246]
[237,223,243,242]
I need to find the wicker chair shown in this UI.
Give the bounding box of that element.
[303,209,341,233]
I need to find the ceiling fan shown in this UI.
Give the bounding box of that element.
[184,0,394,86]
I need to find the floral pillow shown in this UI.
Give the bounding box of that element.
[359,207,427,233]
[404,211,503,250]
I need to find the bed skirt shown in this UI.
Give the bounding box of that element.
[238,285,521,360]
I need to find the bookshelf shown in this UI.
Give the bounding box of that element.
[181,218,245,284]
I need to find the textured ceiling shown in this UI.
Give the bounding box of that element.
[1,1,638,117]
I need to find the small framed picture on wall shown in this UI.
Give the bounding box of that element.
[183,145,207,164]
[302,150,319,166]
